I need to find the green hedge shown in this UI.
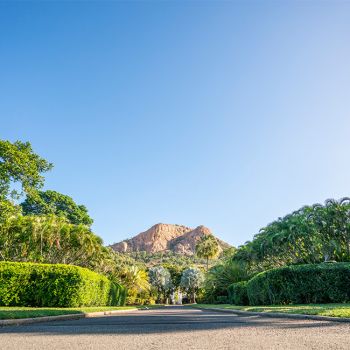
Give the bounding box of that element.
[246,262,350,305]
[215,296,229,304]
[228,281,248,305]
[0,261,126,307]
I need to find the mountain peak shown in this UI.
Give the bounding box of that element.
[110,223,230,256]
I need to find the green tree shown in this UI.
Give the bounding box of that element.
[0,140,52,201]
[233,197,350,274]
[148,266,172,303]
[180,267,204,303]
[118,265,150,304]
[195,234,220,271]
[21,190,93,226]
[0,199,21,223]
[162,263,184,290]
[0,215,110,272]
[121,266,150,292]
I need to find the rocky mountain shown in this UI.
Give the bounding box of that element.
[110,223,230,256]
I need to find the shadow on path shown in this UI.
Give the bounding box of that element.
[0,306,342,336]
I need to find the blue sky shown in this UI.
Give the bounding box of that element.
[1,1,350,247]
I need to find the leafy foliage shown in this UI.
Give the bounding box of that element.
[21,190,93,226]
[0,140,53,201]
[180,267,204,303]
[203,197,350,306]
[118,265,151,305]
[149,266,172,302]
[162,263,185,290]
[246,262,350,305]
[228,281,248,305]
[195,234,220,270]
[0,200,21,223]
[234,198,350,274]
[0,215,114,274]
[0,261,126,307]
[204,260,248,303]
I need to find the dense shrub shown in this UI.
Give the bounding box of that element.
[247,262,350,305]
[0,261,126,307]
[203,260,249,304]
[228,281,248,305]
[215,296,229,304]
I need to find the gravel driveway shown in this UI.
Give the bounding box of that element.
[1,306,349,349]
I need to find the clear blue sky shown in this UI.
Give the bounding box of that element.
[1,1,350,247]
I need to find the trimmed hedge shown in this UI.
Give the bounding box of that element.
[0,261,126,307]
[228,281,248,305]
[246,262,350,305]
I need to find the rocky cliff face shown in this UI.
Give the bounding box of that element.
[110,223,230,256]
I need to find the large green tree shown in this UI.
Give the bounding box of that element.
[0,140,52,221]
[195,234,220,271]
[0,140,52,200]
[21,190,93,226]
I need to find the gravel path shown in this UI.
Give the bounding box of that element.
[1,306,349,349]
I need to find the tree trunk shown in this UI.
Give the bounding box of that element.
[157,288,162,304]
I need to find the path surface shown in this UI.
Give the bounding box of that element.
[1,306,349,349]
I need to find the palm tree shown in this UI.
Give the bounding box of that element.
[204,259,248,303]
[195,234,219,271]
[123,265,150,292]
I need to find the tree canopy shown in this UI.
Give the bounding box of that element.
[0,215,111,273]
[162,263,185,290]
[21,190,93,226]
[233,197,350,274]
[195,234,220,270]
[149,266,172,303]
[0,140,53,201]
[180,267,204,303]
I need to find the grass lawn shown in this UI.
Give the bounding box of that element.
[194,303,350,318]
[0,306,138,320]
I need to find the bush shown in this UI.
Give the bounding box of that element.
[228,281,248,305]
[0,261,126,307]
[246,262,350,305]
[215,296,228,304]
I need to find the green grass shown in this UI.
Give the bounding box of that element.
[0,304,171,320]
[0,306,137,320]
[194,303,350,318]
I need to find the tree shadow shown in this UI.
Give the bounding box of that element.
[0,306,341,336]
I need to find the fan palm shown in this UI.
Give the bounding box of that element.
[195,234,219,271]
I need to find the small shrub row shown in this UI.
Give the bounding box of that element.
[228,281,248,305]
[0,261,126,307]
